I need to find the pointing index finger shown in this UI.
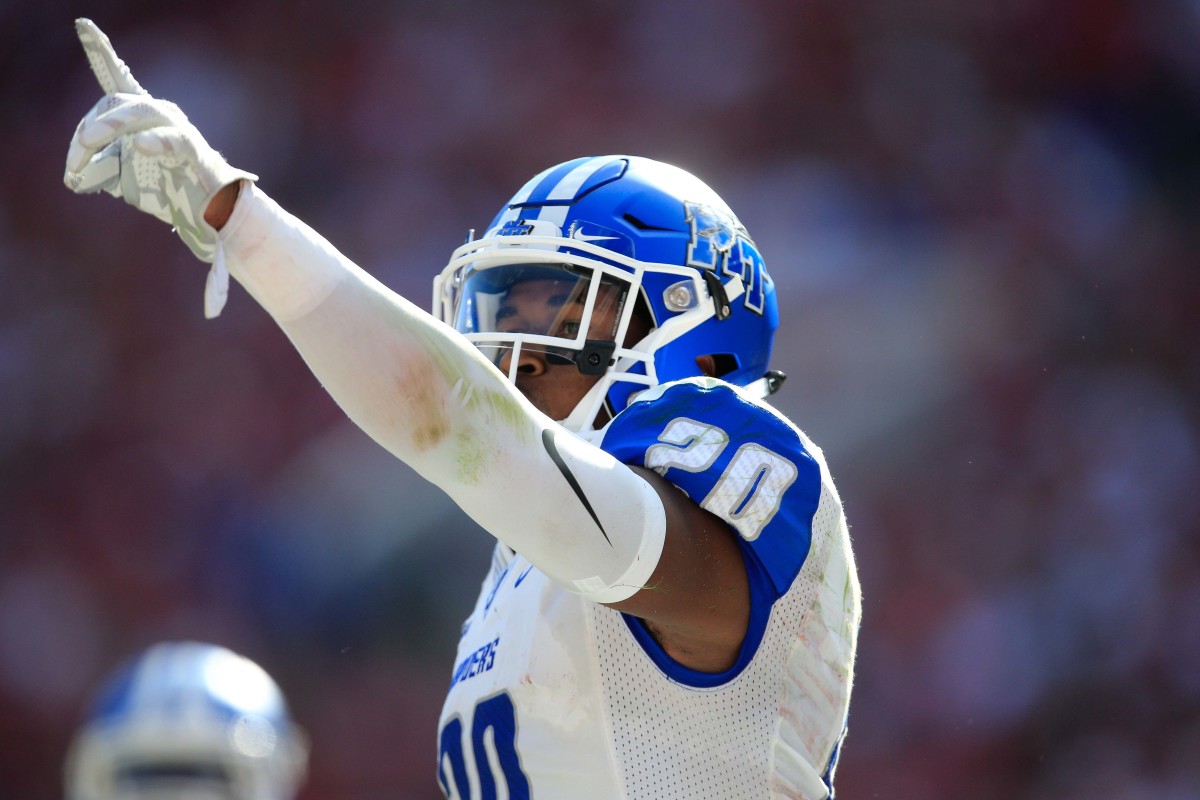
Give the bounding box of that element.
[75,18,146,96]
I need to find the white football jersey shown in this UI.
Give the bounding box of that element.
[437,379,861,799]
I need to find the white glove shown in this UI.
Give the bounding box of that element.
[63,18,257,318]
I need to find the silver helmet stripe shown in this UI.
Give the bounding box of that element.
[536,156,615,230]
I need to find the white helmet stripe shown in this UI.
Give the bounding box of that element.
[509,164,558,205]
[491,163,562,229]
[544,156,613,201]
[494,156,617,232]
[536,156,614,230]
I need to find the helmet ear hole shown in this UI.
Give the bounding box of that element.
[702,353,740,378]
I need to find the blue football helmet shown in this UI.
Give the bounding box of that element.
[434,155,781,433]
[64,642,308,800]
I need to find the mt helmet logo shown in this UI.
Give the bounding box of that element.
[684,201,766,316]
[684,201,739,271]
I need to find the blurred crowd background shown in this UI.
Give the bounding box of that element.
[3,0,1199,797]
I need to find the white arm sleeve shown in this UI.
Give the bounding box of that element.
[219,183,665,604]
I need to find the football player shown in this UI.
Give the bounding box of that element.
[64,641,308,800]
[64,19,861,799]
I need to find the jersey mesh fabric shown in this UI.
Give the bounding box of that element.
[586,472,856,800]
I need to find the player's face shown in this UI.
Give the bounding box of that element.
[494,278,646,422]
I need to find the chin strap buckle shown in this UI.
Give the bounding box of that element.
[576,340,617,375]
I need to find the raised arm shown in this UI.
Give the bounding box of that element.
[64,20,752,672]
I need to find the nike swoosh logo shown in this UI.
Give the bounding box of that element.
[513,565,534,587]
[571,228,617,243]
[541,428,612,546]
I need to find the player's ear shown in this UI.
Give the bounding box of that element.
[695,355,718,377]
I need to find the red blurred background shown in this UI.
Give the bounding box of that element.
[2,1,1198,797]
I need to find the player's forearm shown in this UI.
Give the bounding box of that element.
[219,184,665,602]
[220,184,521,461]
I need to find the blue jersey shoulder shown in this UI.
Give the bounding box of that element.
[600,377,822,598]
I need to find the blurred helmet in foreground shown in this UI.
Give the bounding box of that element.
[65,641,308,800]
